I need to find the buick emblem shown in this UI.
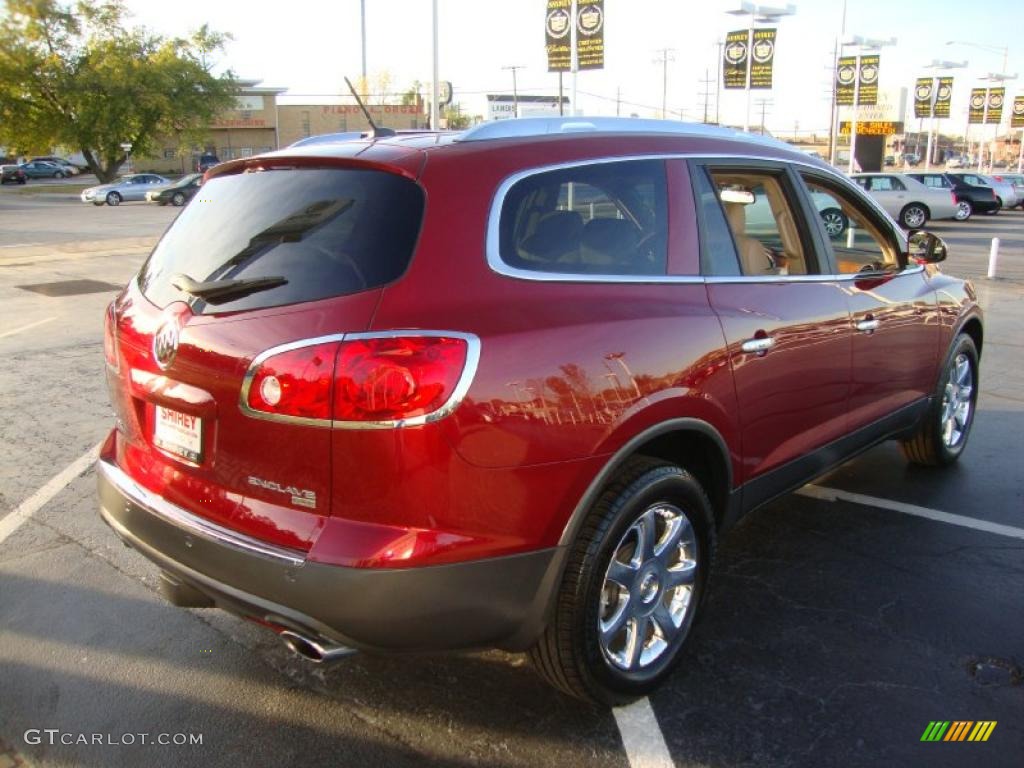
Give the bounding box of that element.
[153,314,182,369]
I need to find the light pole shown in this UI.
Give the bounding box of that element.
[946,41,1009,76]
[430,0,439,131]
[502,65,524,118]
[842,35,897,175]
[975,72,1018,171]
[921,58,968,170]
[724,1,796,133]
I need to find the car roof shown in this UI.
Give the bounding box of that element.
[225,117,832,181]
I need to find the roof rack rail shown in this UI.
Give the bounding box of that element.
[456,116,794,150]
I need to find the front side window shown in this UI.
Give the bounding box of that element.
[801,174,900,274]
[498,160,667,276]
[708,169,815,276]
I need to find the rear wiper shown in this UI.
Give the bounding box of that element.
[171,273,287,303]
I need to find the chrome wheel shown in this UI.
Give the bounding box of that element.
[941,353,973,448]
[599,503,698,672]
[820,209,848,237]
[902,205,927,229]
[954,200,972,221]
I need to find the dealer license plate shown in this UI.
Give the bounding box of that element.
[153,406,203,463]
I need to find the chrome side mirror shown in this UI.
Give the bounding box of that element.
[908,231,947,264]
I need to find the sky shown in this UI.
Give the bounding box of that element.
[121,0,1024,137]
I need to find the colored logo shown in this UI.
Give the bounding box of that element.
[920,721,997,742]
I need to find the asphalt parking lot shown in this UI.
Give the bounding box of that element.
[1,192,1021,768]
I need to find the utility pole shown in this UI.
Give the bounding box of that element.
[698,69,715,123]
[755,98,772,134]
[653,48,676,119]
[360,0,367,86]
[502,65,524,117]
[430,0,439,130]
[714,40,723,124]
[616,86,622,117]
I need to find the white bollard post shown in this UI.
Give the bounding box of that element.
[987,237,1000,279]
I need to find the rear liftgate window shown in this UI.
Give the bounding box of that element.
[139,167,425,313]
[499,159,668,276]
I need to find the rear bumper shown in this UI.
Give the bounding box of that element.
[97,457,563,652]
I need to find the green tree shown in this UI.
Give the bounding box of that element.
[0,0,238,181]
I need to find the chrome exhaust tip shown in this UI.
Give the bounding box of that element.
[280,630,356,663]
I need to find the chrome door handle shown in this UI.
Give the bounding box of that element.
[856,318,880,333]
[741,336,775,354]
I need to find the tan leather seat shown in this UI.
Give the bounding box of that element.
[723,202,773,275]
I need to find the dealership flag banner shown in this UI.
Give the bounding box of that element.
[575,1,604,70]
[969,88,987,123]
[545,0,572,72]
[935,77,953,118]
[748,28,777,89]
[1012,95,1024,129]
[986,87,1005,124]
[914,78,934,118]
[836,56,857,105]
[857,55,879,105]
[723,30,749,89]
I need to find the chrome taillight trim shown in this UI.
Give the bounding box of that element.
[237,331,481,430]
[97,458,306,567]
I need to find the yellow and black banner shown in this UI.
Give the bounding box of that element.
[575,1,605,70]
[935,77,953,118]
[545,0,572,72]
[857,55,879,105]
[723,30,749,89]
[986,87,1005,124]
[836,56,857,105]
[1012,95,1024,129]
[838,121,903,136]
[969,88,987,123]
[914,78,934,118]
[749,28,777,89]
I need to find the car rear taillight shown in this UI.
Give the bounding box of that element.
[242,333,478,426]
[334,336,469,423]
[951,192,957,206]
[246,341,338,421]
[103,303,119,370]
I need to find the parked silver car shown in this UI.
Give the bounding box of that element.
[851,172,958,229]
[990,173,1024,208]
[80,174,171,206]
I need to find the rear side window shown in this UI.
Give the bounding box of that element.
[139,168,424,313]
[498,160,667,276]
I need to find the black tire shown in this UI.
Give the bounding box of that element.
[92,201,104,206]
[899,203,929,230]
[18,178,26,185]
[529,457,715,705]
[954,200,972,221]
[171,192,186,206]
[106,191,121,206]
[54,171,65,179]
[901,333,979,466]
[819,207,849,237]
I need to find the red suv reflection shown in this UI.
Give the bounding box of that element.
[97,118,983,704]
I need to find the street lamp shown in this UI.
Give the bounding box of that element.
[946,41,1009,75]
[501,65,524,118]
[724,1,796,132]
[920,59,968,170]
[842,35,897,174]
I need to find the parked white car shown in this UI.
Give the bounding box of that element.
[851,173,958,228]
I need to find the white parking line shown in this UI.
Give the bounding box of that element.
[797,485,1024,541]
[0,242,47,249]
[613,697,674,768]
[0,442,102,546]
[0,316,56,340]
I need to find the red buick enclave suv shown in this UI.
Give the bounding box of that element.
[97,117,982,703]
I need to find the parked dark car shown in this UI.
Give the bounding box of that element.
[1,164,27,184]
[196,153,220,173]
[905,172,1000,220]
[30,156,83,175]
[19,160,68,179]
[97,117,982,705]
[146,173,202,206]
